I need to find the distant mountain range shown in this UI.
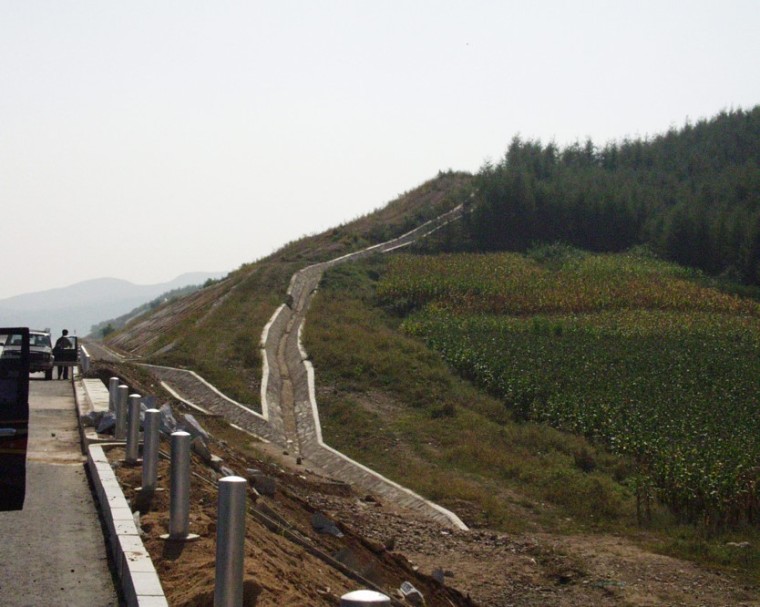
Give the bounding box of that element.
[0,272,225,339]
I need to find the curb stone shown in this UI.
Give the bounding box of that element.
[75,374,169,607]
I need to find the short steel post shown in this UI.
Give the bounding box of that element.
[115,385,128,440]
[108,377,120,411]
[161,431,199,541]
[340,590,391,606]
[125,393,141,464]
[80,347,90,373]
[141,408,160,493]
[214,476,248,607]
[169,431,190,537]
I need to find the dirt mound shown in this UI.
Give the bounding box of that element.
[109,437,474,607]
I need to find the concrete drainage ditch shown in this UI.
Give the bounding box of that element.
[151,205,468,530]
[78,374,475,606]
[80,206,470,604]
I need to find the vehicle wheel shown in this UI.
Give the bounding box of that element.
[45,369,53,381]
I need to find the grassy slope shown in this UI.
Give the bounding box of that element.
[305,257,635,532]
[105,172,472,406]
[105,170,759,578]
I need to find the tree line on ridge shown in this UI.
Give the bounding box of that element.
[460,106,760,284]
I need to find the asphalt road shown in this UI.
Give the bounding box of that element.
[0,376,120,606]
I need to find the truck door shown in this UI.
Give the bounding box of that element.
[0,327,30,510]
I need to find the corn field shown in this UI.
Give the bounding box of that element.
[379,251,760,529]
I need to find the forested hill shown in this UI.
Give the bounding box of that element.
[465,106,760,284]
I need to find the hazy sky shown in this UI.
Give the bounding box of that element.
[1,1,758,299]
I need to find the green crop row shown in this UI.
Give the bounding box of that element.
[381,251,760,529]
[378,251,760,317]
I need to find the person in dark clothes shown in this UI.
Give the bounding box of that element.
[54,329,73,380]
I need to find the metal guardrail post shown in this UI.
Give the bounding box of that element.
[115,385,128,440]
[108,376,120,412]
[125,393,141,464]
[214,476,247,607]
[161,431,199,541]
[141,408,160,493]
[80,346,90,373]
[340,590,391,606]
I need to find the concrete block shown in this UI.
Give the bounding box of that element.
[105,506,134,537]
[89,446,110,465]
[98,464,118,483]
[83,379,111,413]
[102,476,121,497]
[114,518,140,537]
[125,570,164,607]
[124,549,157,574]
[119,534,153,577]
[112,504,135,520]
[96,461,117,484]
[245,468,276,495]
[103,479,130,507]
[135,596,169,607]
[400,581,424,606]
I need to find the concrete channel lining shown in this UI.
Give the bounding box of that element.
[68,206,467,606]
[126,207,469,530]
[301,359,469,530]
[141,364,267,422]
[258,205,469,530]
[141,363,285,444]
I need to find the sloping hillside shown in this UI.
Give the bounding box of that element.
[105,172,472,401]
[98,160,760,604]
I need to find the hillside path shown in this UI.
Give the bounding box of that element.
[259,205,468,529]
[139,205,468,529]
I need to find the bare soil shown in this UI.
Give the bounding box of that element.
[95,363,760,607]
[109,439,474,607]
[107,427,760,607]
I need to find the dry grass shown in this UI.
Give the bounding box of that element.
[304,259,636,533]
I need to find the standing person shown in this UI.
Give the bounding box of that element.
[54,329,73,380]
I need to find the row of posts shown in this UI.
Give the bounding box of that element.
[106,377,391,607]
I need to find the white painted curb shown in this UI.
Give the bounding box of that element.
[260,204,469,530]
[87,444,168,607]
[75,375,168,606]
